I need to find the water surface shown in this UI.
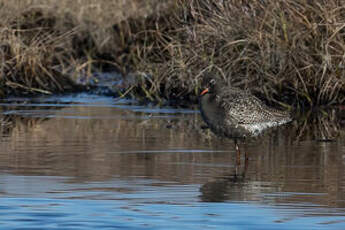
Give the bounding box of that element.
[0,94,344,229]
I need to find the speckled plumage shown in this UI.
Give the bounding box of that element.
[200,84,291,138]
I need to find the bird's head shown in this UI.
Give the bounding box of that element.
[200,78,218,96]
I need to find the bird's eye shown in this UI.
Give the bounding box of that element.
[210,79,216,85]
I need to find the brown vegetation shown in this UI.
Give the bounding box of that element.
[129,0,345,108]
[0,0,174,96]
[0,0,344,108]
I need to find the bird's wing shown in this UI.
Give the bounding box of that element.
[217,89,288,124]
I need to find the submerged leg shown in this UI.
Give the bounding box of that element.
[234,139,241,166]
[244,150,248,172]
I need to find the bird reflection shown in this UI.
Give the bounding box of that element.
[200,160,248,202]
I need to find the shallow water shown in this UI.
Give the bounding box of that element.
[0,93,344,229]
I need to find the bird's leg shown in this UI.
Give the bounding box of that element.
[244,150,248,173]
[235,163,239,176]
[234,139,241,166]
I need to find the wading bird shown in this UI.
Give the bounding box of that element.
[199,78,291,164]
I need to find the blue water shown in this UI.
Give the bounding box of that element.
[0,94,344,229]
[1,175,344,230]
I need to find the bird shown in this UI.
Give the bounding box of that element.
[199,78,291,164]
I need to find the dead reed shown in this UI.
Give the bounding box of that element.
[0,0,344,108]
[0,4,79,96]
[129,0,345,108]
[0,0,174,96]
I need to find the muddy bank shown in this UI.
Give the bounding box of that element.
[0,0,344,108]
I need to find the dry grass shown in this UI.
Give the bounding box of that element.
[129,0,345,108]
[0,0,175,96]
[0,0,344,108]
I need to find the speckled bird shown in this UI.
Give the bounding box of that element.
[199,79,291,162]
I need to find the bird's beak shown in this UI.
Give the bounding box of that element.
[200,88,209,96]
